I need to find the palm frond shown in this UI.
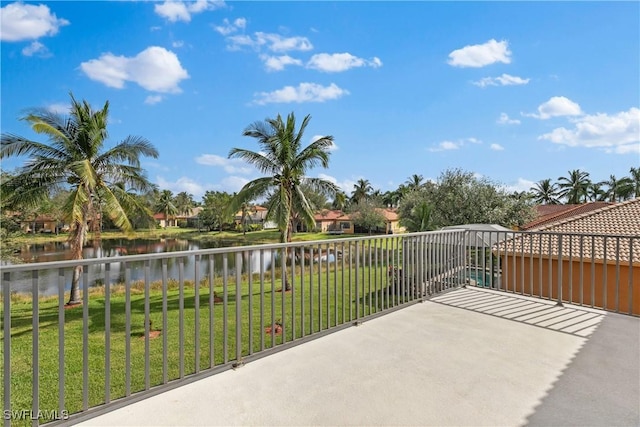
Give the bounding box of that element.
[227,177,273,215]
[228,148,277,175]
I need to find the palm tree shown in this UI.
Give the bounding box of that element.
[404,174,424,191]
[557,169,590,204]
[175,191,195,216]
[228,112,338,250]
[351,179,373,205]
[530,179,560,204]
[629,167,640,198]
[1,93,158,304]
[239,201,254,236]
[332,191,348,211]
[400,201,434,232]
[586,182,606,202]
[602,175,634,202]
[156,189,178,228]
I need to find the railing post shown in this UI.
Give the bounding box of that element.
[235,252,243,367]
[556,234,564,307]
[3,272,11,427]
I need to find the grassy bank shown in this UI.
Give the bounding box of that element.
[1,261,406,426]
[7,228,357,247]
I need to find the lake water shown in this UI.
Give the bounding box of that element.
[6,238,278,296]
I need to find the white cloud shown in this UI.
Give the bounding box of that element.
[429,141,460,152]
[156,176,207,199]
[253,82,349,105]
[306,53,383,72]
[0,2,69,41]
[195,154,252,174]
[214,17,246,35]
[172,40,184,48]
[21,40,50,57]
[220,176,249,193]
[225,34,254,50]
[80,46,189,93]
[497,113,521,125]
[539,107,640,154]
[490,143,505,151]
[526,96,583,119]
[261,54,302,71]
[447,39,511,68]
[46,102,69,114]
[473,73,530,87]
[429,137,482,152]
[155,0,224,23]
[504,178,536,194]
[317,173,355,194]
[226,32,312,52]
[144,95,163,105]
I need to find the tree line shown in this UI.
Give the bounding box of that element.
[529,168,640,205]
[1,93,637,301]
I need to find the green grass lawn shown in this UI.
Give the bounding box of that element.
[1,262,412,425]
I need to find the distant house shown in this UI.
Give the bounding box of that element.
[153,213,177,228]
[314,210,354,234]
[234,206,277,230]
[497,198,640,315]
[20,214,61,234]
[377,208,405,234]
[155,207,203,228]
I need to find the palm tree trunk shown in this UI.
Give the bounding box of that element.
[281,221,292,291]
[68,221,86,305]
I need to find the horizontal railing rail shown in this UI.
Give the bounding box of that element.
[1,230,467,426]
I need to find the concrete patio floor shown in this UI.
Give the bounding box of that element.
[77,287,640,427]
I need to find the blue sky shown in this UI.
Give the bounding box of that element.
[1,1,639,201]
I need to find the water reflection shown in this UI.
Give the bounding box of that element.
[6,238,277,295]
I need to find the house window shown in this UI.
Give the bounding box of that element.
[340,222,350,229]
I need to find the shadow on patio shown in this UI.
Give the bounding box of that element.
[77,287,640,426]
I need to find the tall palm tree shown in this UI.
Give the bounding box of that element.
[228,112,338,249]
[1,93,158,304]
[602,175,634,202]
[629,167,640,198]
[557,169,590,204]
[156,189,178,228]
[530,179,560,204]
[351,179,372,205]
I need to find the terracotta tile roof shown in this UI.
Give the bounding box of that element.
[521,202,612,230]
[314,210,350,221]
[376,208,399,221]
[498,198,640,263]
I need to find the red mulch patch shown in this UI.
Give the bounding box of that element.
[264,324,283,335]
[140,330,162,340]
[64,302,82,310]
